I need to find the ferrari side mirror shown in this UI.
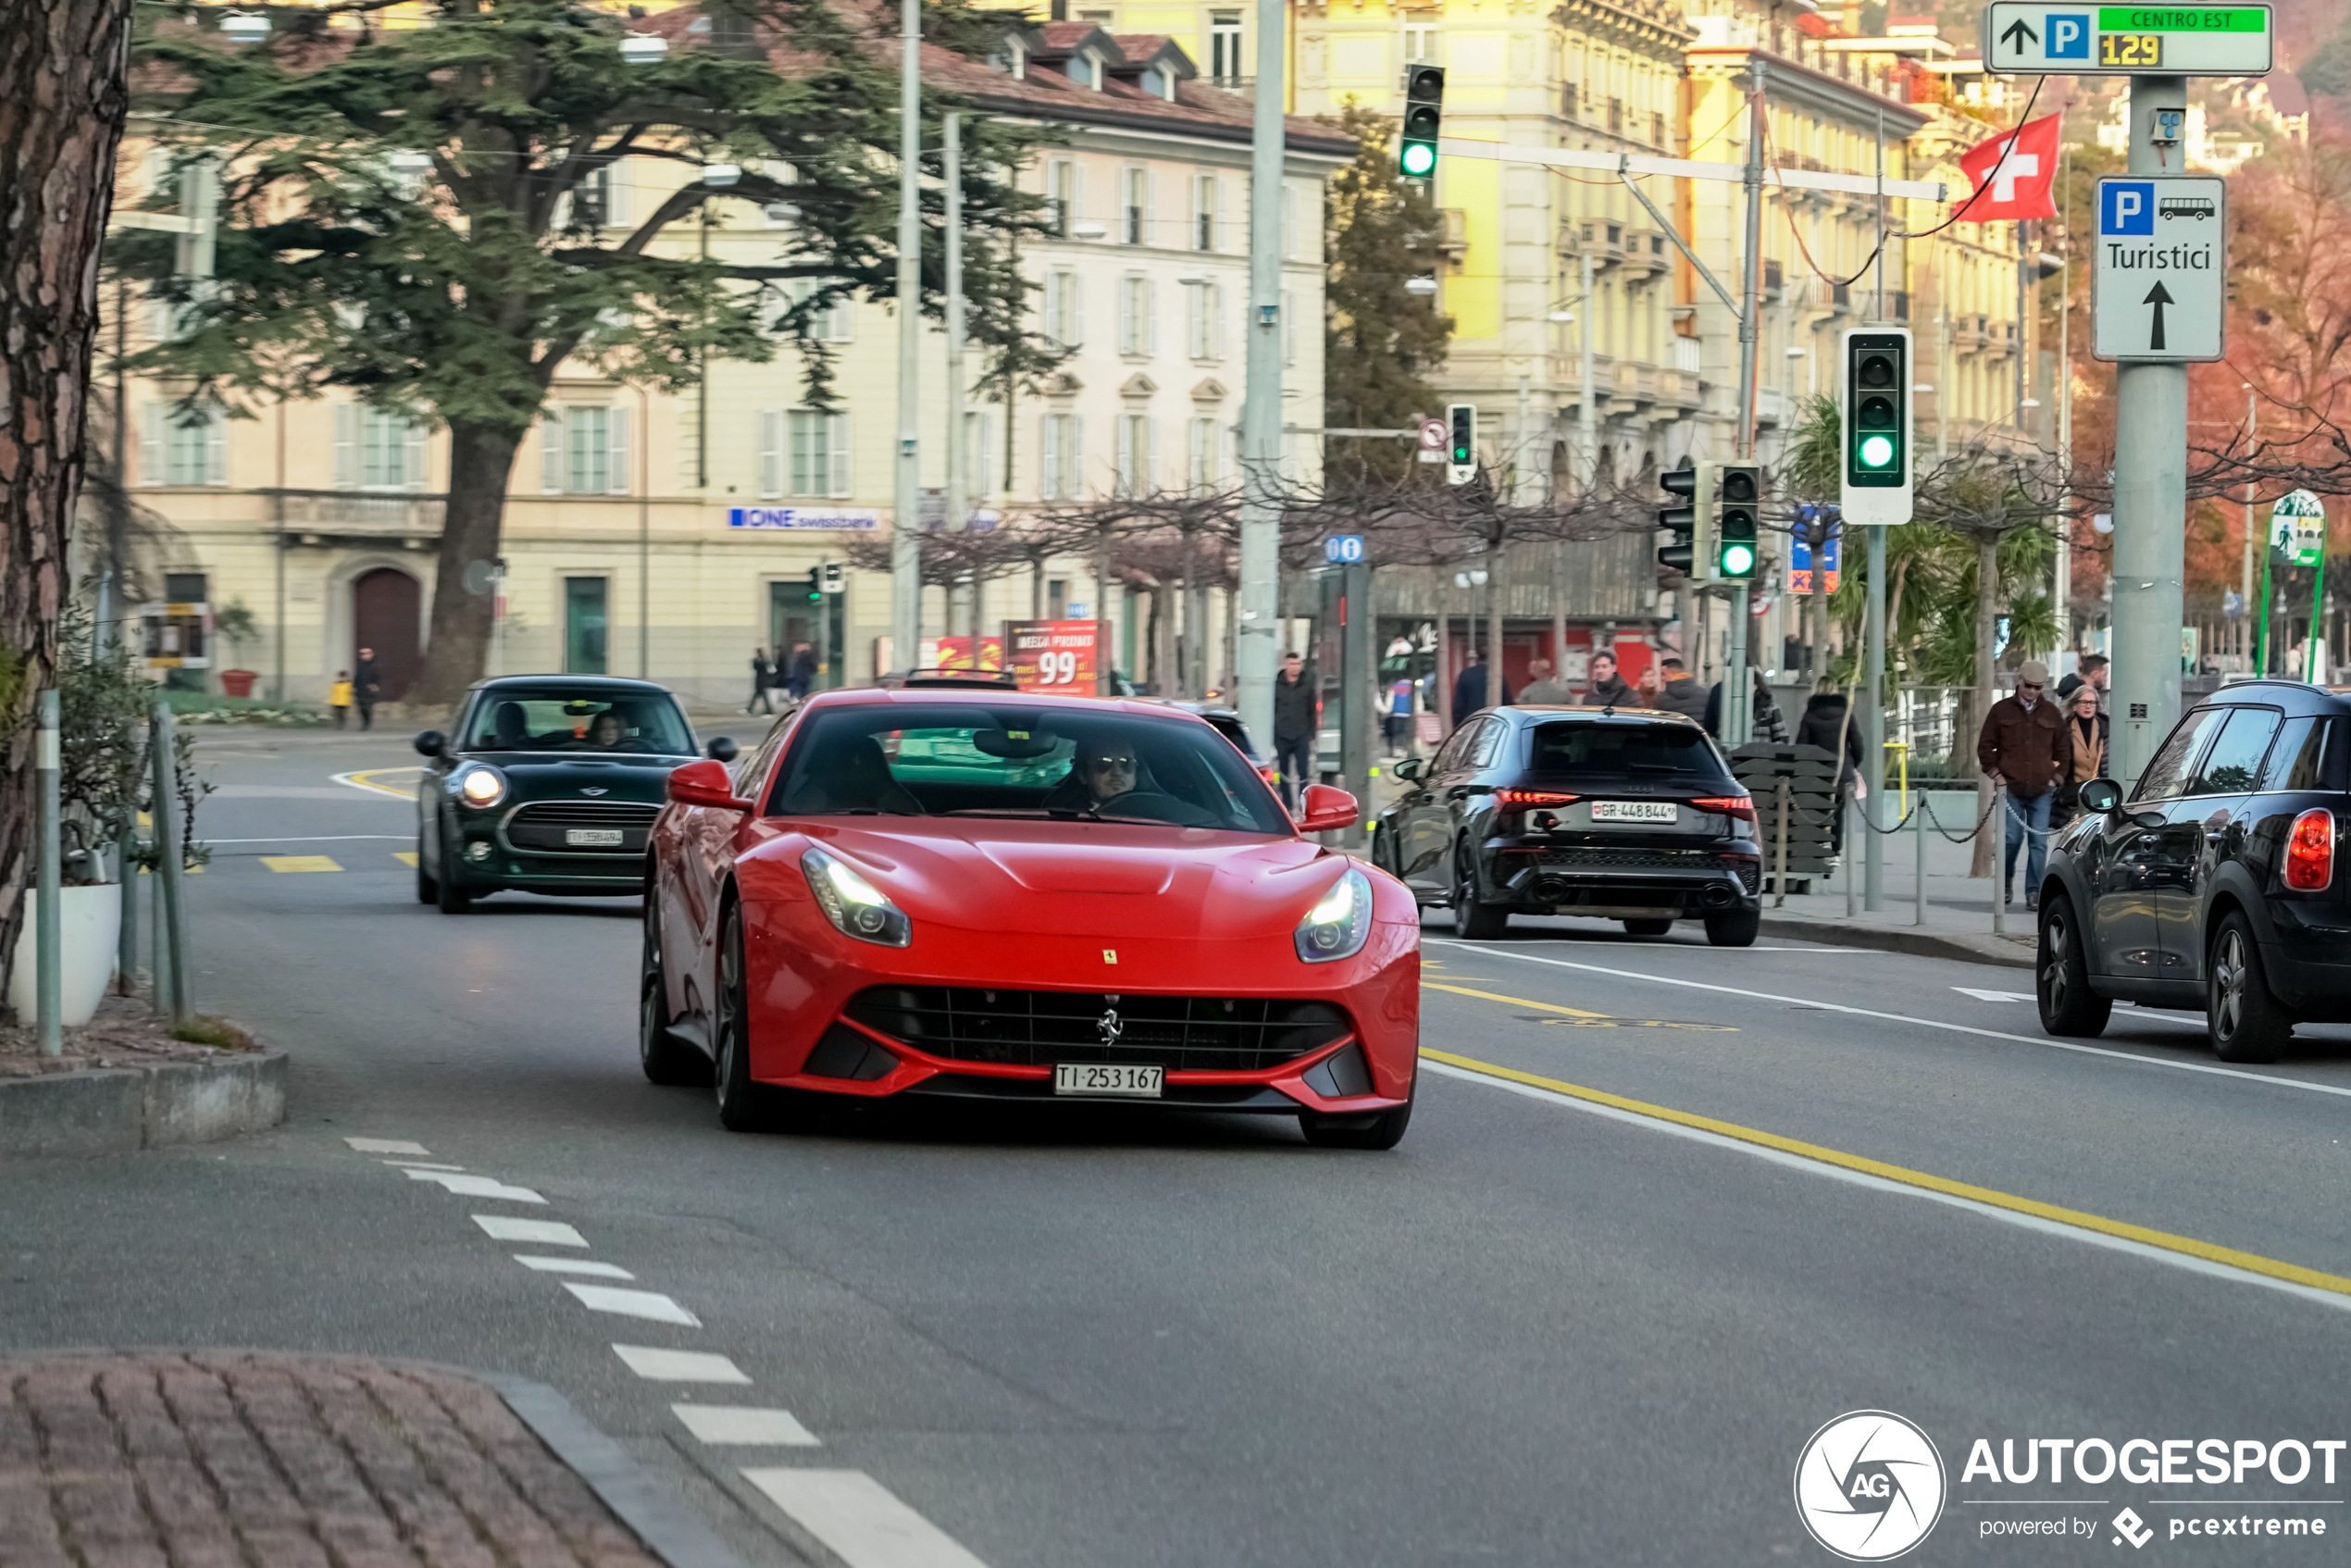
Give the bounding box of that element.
[668,759,755,813]
[1297,784,1359,834]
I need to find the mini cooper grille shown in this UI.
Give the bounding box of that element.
[505,800,659,852]
[844,988,1350,1073]
[1532,847,1761,894]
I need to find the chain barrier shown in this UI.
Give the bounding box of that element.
[1852,789,2076,843]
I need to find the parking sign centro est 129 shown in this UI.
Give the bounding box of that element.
[1980,5,2273,75]
[2092,176,2226,362]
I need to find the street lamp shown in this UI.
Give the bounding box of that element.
[702,164,742,188]
[221,11,269,43]
[620,34,668,65]
[1405,277,1439,296]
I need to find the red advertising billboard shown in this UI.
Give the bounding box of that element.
[925,635,1006,673]
[1006,620,1102,695]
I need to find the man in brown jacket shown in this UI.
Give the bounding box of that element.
[1977,659,2073,911]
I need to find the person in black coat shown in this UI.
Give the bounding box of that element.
[1796,691,1865,853]
[1450,652,1510,718]
[353,649,382,731]
[747,648,776,715]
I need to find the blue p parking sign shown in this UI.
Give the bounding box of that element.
[2046,11,2089,57]
[2101,181,2155,237]
[1324,534,1365,565]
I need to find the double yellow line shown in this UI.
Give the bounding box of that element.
[1421,979,2351,1304]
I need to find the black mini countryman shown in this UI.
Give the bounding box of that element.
[413,677,731,913]
[2038,679,2351,1062]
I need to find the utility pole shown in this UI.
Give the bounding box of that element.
[1236,0,1287,749]
[1724,56,1766,747]
[2109,73,2189,789]
[890,0,923,675]
[944,113,973,650]
[1579,252,1597,487]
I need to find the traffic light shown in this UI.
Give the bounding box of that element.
[1401,67,1445,180]
[1841,328,1912,525]
[1656,462,1698,577]
[1446,403,1475,486]
[803,566,824,604]
[1714,462,1760,580]
[820,562,845,594]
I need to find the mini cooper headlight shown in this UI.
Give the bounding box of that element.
[802,847,912,947]
[1295,865,1373,963]
[455,765,506,809]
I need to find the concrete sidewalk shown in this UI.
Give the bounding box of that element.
[0,1351,695,1568]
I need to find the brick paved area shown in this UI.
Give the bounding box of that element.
[0,1352,665,1568]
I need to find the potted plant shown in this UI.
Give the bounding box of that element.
[215,599,260,698]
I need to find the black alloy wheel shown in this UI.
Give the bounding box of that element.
[1300,1089,1413,1151]
[1621,918,1673,938]
[1451,841,1508,940]
[2035,893,2111,1037]
[640,889,710,1087]
[1702,908,1760,947]
[2208,911,2292,1064]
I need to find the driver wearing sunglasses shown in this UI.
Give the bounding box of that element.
[1080,745,1141,805]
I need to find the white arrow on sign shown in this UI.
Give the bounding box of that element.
[2092,176,2226,362]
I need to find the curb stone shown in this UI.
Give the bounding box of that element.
[1757,917,2036,971]
[0,1051,286,1158]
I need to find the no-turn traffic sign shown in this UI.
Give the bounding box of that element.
[2092,176,2226,362]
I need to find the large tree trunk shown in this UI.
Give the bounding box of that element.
[0,0,134,1017]
[1969,531,2000,879]
[413,422,524,712]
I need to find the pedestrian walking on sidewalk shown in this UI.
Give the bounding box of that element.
[2056,653,2108,716]
[1977,660,2072,911]
[1450,649,1510,717]
[1384,677,1413,754]
[353,649,381,731]
[1795,691,1862,852]
[2052,681,2109,827]
[1703,671,1788,741]
[788,641,818,701]
[1650,658,1709,721]
[329,672,353,730]
[1585,649,1636,707]
[1273,651,1318,808]
[746,647,776,715]
[1517,658,1574,706]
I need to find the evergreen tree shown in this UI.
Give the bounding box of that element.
[120,0,1051,704]
[1322,103,1451,481]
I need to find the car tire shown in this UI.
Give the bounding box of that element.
[640,891,710,1087]
[1451,842,1508,940]
[1703,909,1760,947]
[1622,918,1673,937]
[713,902,808,1132]
[2208,911,2292,1064]
[415,844,438,905]
[1300,1091,1412,1151]
[2035,893,2110,1037]
[435,857,473,914]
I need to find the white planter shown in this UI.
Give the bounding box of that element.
[8,882,123,1028]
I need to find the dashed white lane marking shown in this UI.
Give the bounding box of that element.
[405,1170,545,1203]
[345,1138,430,1155]
[472,1215,586,1247]
[564,1284,700,1325]
[515,1256,633,1278]
[670,1404,819,1447]
[741,1470,992,1568]
[612,1345,750,1384]
[1954,987,2038,1003]
[381,1160,465,1171]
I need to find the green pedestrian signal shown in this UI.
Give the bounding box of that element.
[1656,464,1698,577]
[1715,462,1760,580]
[1401,67,1445,180]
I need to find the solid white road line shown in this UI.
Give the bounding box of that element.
[404,1170,546,1203]
[1953,987,2038,1003]
[472,1215,587,1247]
[740,1470,991,1568]
[514,1256,633,1278]
[564,1284,700,1325]
[208,835,415,843]
[1432,940,2351,1101]
[612,1345,750,1384]
[670,1404,819,1447]
[381,1160,466,1171]
[345,1138,429,1155]
[1421,1058,2351,1318]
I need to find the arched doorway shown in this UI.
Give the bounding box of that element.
[353,567,422,702]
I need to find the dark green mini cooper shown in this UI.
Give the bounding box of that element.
[413,677,733,913]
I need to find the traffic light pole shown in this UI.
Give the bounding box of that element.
[2109,74,2191,790]
[890,0,923,676]
[1723,57,1767,747]
[1235,0,1287,755]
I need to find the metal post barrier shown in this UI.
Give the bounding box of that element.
[35,690,62,1057]
[1845,794,1858,919]
[116,808,139,996]
[1773,778,1791,909]
[1990,778,2007,939]
[151,703,193,1026]
[151,840,169,1009]
[1914,793,1928,927]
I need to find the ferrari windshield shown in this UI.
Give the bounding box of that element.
[461,689,696,756]
[768,704,1292,833]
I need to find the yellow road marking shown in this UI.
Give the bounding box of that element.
[1424,979,1608,1019]
[261,855,343,873]
[340,767,422,800]
[1418,1002,2351,1300]
[135,865,203,875]
[392,852,419,867]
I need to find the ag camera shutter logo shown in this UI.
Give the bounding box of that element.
[1794,1411,1947,1561]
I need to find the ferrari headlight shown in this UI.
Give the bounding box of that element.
[802,847,911,948]
[455,765,506,809]
[1295,865,1373,964]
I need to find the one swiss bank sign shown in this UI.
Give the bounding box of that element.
[2092,176,2226,362]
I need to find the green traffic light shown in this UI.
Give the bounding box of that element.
[1859,434,1895,469]
[1721,542,1756,577]
[1401,142,1436,177]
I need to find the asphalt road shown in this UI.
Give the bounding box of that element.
[7,727,2350,1567]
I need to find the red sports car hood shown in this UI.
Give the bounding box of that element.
[771,818,1346,940]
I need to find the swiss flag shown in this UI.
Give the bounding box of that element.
[1957,114,2060,221]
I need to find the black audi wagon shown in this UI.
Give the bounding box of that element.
[2037,679,2351,1061]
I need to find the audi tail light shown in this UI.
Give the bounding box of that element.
[1692,794,1757,821]
[2285,807,2333,890]
[1493,789,1579,810]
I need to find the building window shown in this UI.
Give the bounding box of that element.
[781,280,854,342]
[1192,173,1217,251]
[334,405,429,491]
[1562,81,1579,120]
[1210,10,1242,80]
[1040,412,1083,500]
[1403,24,1437,62]
[564,577,608,675]
[1187,280,1223,361]
[568,160,630,230]
[1044,270,1083,346]
[1122,166,1148,244]
[1047,578,1068,619]
[1651,109,1666,147]
[1048,159,1076,238]
[1114,414,1153,497]
[1118,274,1155,356]
[1188,415,1220,492]
[963,409,998,499]
[142,404,227,487]
[541,405,629,495]
[1069,50,1101,89]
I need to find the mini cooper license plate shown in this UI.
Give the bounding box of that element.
[565,828,627,847]
[1053,1064,1164,1098]
[1591,801,1677,825]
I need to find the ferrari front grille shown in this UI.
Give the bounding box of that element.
[844,987,1350,1073]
